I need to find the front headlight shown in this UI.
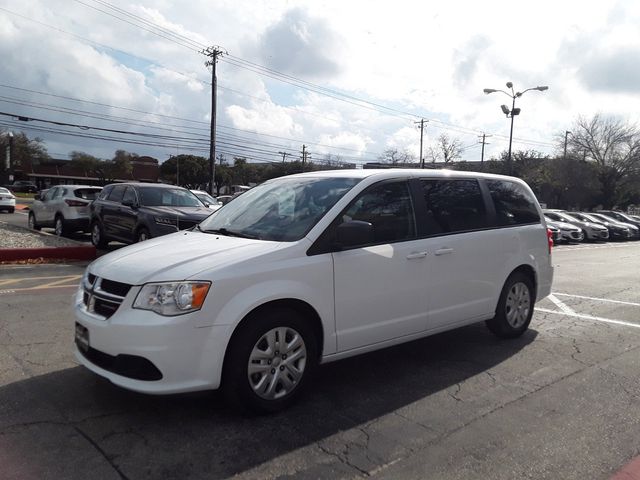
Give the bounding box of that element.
[133,281,211,316]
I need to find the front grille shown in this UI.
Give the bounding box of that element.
[83,274,131,319]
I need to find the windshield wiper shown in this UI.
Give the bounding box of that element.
[200,227,260,239]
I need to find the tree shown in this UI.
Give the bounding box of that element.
[378,148,415,165]
[429,134,463,165]
[69,151,100,175]
[0,130,50,169]
[160,155,208,188]
[565,115,640,208]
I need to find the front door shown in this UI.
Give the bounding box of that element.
[332,180,429,352]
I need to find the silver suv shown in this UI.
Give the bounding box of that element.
[29,185,102,236]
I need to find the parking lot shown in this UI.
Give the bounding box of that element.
[1,241,640,479]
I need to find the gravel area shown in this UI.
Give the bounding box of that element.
[0,222,83,248]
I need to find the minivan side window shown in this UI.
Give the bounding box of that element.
[108,185,126,203]
[340,181,416,244]
[419,179,488,234]
[486,180,540,226]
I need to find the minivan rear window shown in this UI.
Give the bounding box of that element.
[486,180,540,226]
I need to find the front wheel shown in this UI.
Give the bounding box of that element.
[54,215,66,237]
[90,222,108,248]
[223,308,318,413]
[486,272,534,338]
[136,227,150,243]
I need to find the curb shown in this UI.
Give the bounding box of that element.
[610,456,640,479]
[0,245,96,262]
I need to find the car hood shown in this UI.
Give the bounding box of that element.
[141,205,212,221]
[547,220,580,231]
[88,230,282,284]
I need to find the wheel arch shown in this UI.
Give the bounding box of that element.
[223,298,325,367]
[506,264,537,300]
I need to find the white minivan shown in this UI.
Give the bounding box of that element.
[73,169,553,412]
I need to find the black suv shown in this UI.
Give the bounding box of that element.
[90,183,213,247]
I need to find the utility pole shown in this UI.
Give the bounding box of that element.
[301,145,307,171]
[478,133,491,171]
[202,46,225,195]
[278,151,291,163]
[414,119,428,168]
[563,130,571,160]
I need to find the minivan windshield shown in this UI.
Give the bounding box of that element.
[198,176,361,241]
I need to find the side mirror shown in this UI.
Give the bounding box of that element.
[122,199,137,208]
[34,193,41,201]
[335,220,374,249]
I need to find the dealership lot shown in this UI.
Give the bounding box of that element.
[1,243,640,479]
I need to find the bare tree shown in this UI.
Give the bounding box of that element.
[566,114,640,208]
[428,134,464,165]
[378,148,415,165]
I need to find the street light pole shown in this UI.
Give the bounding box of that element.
[483,82,548,176]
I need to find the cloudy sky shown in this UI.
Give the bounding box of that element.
[1,0,639,166]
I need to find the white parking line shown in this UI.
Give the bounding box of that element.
[547,294,577,315]
[537,307,640,329]
[556,243,637,252]
[553,293,640,307]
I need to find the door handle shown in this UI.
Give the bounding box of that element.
[434,247,453,256]
[406,251,428,260]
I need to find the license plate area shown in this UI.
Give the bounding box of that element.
[75,323,90,352]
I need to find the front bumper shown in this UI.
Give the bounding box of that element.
[73,286,233,394]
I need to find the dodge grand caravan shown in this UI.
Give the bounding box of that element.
[74,170,553,412]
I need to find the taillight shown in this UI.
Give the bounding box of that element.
[547,228,554,253]
[65,199,88,207]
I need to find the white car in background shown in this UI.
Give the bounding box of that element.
[543,209,608,241]
[190,190,223,211]
[0,187,16,213]
[544,216,584,243]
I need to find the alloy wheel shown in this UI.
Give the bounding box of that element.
[505,282,531,328]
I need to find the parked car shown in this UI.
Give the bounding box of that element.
[587,212,640,239]
[0,187,16,213]
[89,183,213,247]
[4,180,38,193]
[547,224,562,244]
[596,210,640,231]
[190,189,223,211]
[74,170,554,412]
[216,195,234,205]
[28,185,102,236]
[544,217,585,243]
[571,212,637,240]
[543,209,609,241]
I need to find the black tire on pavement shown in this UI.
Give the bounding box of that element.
[28,212,41,231]
[136,227,151,242]
[222,307,318,414]
[486,272,535,339]
[54,215,67,237]
[90,222,108,248]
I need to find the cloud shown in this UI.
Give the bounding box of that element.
[254,7,342,79]
[578,48,640,93]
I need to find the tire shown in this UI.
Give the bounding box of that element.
[223,307,318,414]
[90,222,108,248]
[54,215,66,237]
[8,207,14,214]
[28,212,41,231]
[486,272,535,338]
[581,229,589,242]
[136,227,150,243]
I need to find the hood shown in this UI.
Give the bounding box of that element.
[546,220,579,231]
[142,205,212,221]
[88,230,281,284]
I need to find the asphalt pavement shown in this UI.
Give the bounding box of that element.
[1,244,639,479]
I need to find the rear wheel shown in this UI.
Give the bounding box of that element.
[223,308,318,413]
[54,215,66,237]
[486,272,534,338]
[28,212,41,230]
